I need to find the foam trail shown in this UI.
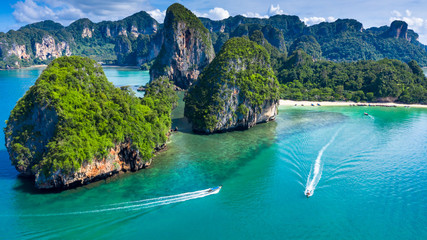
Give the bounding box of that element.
[368,115,375,120]
[305,128,342,196]
[14,188,220,217]
[103,189,209,207]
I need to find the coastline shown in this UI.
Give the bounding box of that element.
[27,64,47,68]
[101,64,141,69]
[279,100,427,109]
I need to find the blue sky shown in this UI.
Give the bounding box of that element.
[1,0,427,43]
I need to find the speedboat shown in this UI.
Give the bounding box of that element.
[305,189,313,198]
[207,186,222,193]
[364,112,369,115]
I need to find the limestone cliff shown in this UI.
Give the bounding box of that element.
[81,27,94,38]
[383,20,409,40]
[184,37,279,133]
[4,56,176,190]
[150,3,215,89]
[7,44,30,60]
[35,35,71,60]
[34,140,150,189]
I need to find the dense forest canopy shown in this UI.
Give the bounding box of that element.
[276,50,427,104]
[5,56,177,175]
[1,5,427,69]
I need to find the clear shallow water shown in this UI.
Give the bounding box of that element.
[0,68,426,239]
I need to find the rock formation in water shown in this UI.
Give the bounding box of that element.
[150,3,215,89]
[184,37,279,133]
[4,56,176,189]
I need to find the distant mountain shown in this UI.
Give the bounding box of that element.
[1,6,427,69]
[201,16,427,65]
[0,11,162,69]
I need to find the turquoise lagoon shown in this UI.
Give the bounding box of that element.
[0,67,426,239]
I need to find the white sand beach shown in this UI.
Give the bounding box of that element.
[279,100,427,109]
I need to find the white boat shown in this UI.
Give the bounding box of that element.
[207,186,222,193]
[305,189,313,198]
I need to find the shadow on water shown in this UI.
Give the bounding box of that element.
[11,167,150,195]
[0,150,18,180]
[172,117,193,133]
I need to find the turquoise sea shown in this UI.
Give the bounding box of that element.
[0,67,426,239]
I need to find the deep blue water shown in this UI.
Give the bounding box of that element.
[0,67,426,239]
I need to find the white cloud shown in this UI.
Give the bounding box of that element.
[327,16,337,22]
[12,0,153,26]
[242,12,268,19]
[268,4,284,15]
[193,7,230,21]
[391,10,401,17]
[147,9,165,23]
[208,7,230,20]
[302,16,336,26]
[390,9,427,43]
[12,0,57,23]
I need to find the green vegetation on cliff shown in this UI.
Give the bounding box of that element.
[0,11,160,68]
[2,4,427,69]
[184,37,279,132]
[165,3,209,37]
[201,17,427,66]
[277,50,427,103]
[5,56,177,175]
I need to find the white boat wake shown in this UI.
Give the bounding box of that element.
[305,128,342,197]
[17,187,221,217]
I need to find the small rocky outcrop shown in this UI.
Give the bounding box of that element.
[81,27,94,38]
[383,20,409,40]
[150,3,215,89]
[184,37,279,133]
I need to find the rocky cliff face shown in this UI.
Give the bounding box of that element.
[0,34,72,67]
[7,44,30,60]
[5,102,58,176]
[150,3,215,89]
[34,140,152,189]
[35,35,71,60]
[136,31,164,66]
[383,20,409,40]
[81,27,93,38]
[184,37,279,133]
[198,87,278,133]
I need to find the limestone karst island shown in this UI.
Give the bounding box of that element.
[0,1,426,239]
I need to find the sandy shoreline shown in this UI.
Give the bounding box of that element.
[279,100,427,109]
[24,64,47,69]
